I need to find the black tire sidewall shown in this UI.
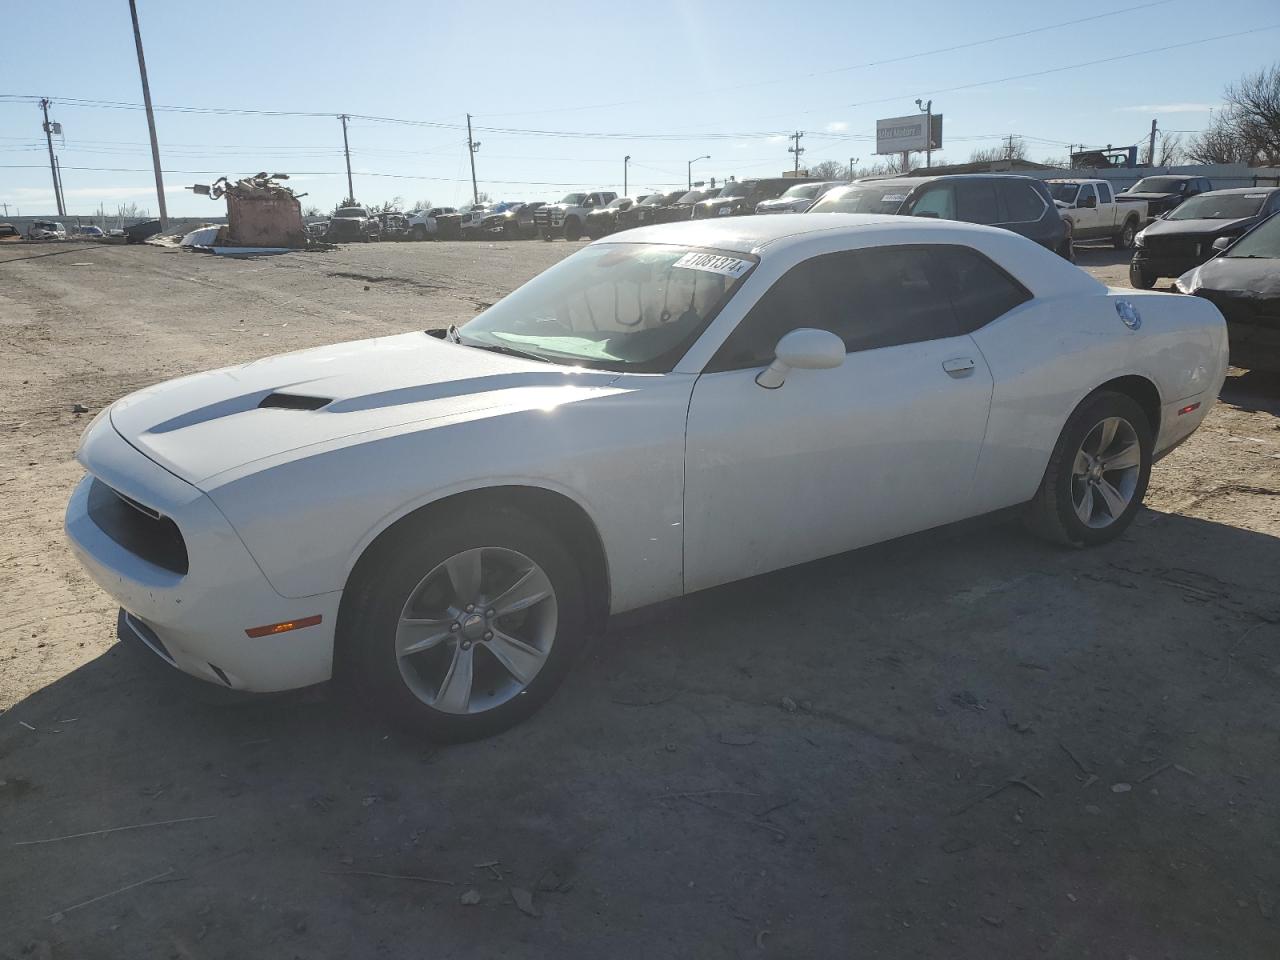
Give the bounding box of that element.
[1129,262,1155,289]
[343,508,587,741]
[1048,392,1153,547]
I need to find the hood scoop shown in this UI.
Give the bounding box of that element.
[258,393,332,411]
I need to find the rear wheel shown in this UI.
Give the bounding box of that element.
[410,225,427,241]
[1057,229,1075,262]
[563,217,583,241]
[1114,219,1137,250]
[341,507,587,742]
[1129,261,1156,289]
[1024,391,1152,547]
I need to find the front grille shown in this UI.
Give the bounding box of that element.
[88,479,189,575]
[1144,237,1205,259]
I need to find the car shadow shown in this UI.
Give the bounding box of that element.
[1221,367,1280,412]
[3,508,1279,958]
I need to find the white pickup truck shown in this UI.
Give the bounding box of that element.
[534,191,618,240]
[1046,179,1147,250]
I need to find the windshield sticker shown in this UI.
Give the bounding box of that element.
[1244,193,1267,199]
[672,252,753,278]
[881,194,908,203]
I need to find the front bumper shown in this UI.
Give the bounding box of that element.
[65,419,340,692]
[1132,249,1205,280]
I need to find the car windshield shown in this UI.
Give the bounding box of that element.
[1048,183,1081,203]
[640,194,668,206]
[1224,213,1280,259]
[605,198,628,209]
[1167,193,1269,221]
[335,207,367,217]
[1130,177,1191,194]
[717,182,750,198]
[560,193,587,205]
[780,183,823,200]
[810,184,913,214]
[676,191,705,203]
[459,243,756,372]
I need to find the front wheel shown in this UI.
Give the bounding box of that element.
[563,217,583,241]
[1129,261,1156,289]
[341,507,587,742]
[1024,391,1152,547]
[410,225,427,241]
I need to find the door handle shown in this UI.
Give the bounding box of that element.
[942,357,976,378]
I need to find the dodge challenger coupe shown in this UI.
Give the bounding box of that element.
[66,215,1228,740]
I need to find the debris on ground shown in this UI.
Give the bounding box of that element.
[459,888,481,906]
[510,886,540,917]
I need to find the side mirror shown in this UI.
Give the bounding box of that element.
[756,328,845,389]
[1212,236,1232,253]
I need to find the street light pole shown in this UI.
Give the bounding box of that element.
[624,155,630,196]
[915,98,934,169]
[688,155,709,190]
[848,157,859,180]
[128,0,168,229]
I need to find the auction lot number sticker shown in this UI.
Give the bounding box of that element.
[673,252,753,279]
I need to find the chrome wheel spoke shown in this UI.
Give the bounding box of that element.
[1096,478,1128,518]
[1074,483,1095,524]
[1103,442,1141,471]
[486,629,548,686]
[1073,448,1092,477]
[435,642,474,713]
[491,565,553,617]
[1094,417,1119,455]
[444,548,483,602]
[396,618,453,657]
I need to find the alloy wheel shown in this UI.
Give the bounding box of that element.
[1070,417,1142,529]
[395,547,557,714]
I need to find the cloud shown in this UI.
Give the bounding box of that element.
[824,121,849,133]
[766,134,787,143]
[1116,103,1216,113]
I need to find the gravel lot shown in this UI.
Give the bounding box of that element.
[2,237,1279,959]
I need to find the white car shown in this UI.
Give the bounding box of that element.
[756,180,847,214]
[28,220,67,240]
[65,216,1228,740]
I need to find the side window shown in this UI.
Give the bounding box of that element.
[931,247,1032,333]
[998,181,1045,222]
[708,247,961,371]
[909,185,956,220]
[1097,182,1113,204]
[1077,184,1096,207]
[954,180,1001,225]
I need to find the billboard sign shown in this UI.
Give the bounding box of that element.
[875,114,942,155]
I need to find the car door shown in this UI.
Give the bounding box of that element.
[1073,183,1099,238]
[683,244,997,592]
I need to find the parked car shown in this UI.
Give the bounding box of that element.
[810,175,1072,259]
[66,215,1226,740]
[378,213,410,241]
[76,225,106,238]
[584,196,649,239]
[1117,175,1212,220]
[692,178,819,219]
[1129,187,1280,289]
[1175,211,1280,371]
[654,188,717,223]
[325,206,380,242]
[474,201,542,239]
[1046,179,1146,249]
[534,191,619,240]
[407,207,458,241]
[306,220,330,240]
[28,220,67,240]
[458,202,495,239]
[123,220,163,244]
[0,223,23,242]
[615,190,687,231]
[756,180,846,214]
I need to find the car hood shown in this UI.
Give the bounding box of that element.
[1118,191,1179,201]
[757,197,805,209]
[1143,216,1256,238]
[108,332,623,486]
[1179,256,1280,298]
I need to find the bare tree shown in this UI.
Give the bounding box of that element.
[968,136,1028,164]
[808,159,850,181]
[1188,63,1280,165]
[1157,133,1183,167]
[409,198,434,213]
[302,204,321,218]
[475,191,492,203]
[366,196,405,215]
[115,201,148,221]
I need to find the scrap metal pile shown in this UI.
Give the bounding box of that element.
[187,173,307,251]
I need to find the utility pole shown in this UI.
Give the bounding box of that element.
[466,113,481,205]
[687,155,709,189]
[54,156,67,216]
[788,131,805,174]
[128,0,168,229]
[338,114,354,203]
[40,99,65,217]
[624,155,630,196]
[1148,118,1158,167]
[1006,134,1015,159]
[915,99,934,168]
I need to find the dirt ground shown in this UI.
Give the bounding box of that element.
[1,237,1278,959]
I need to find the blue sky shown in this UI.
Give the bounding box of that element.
[3,0,1278,218]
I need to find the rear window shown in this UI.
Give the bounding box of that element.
[997,181,1045,222]
[810,184,913,215]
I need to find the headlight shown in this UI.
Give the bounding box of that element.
[77,403,113,454]
[1174,269,1199,295]
[1134,229,1146,248]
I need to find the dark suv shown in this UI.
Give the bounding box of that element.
[692,178,819,219]
[808,175,1071,258]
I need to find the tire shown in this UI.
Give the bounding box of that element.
[1113,219,1137,250]
[563,217,582,241]
[1024,390,1153,548]
[503,221,519,240]
[340,506,587,742]
[410,225,427,242]
[1057,229,1075,263]
[1129,261,1156,289]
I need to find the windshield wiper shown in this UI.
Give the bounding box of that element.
[460,339,552,363]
